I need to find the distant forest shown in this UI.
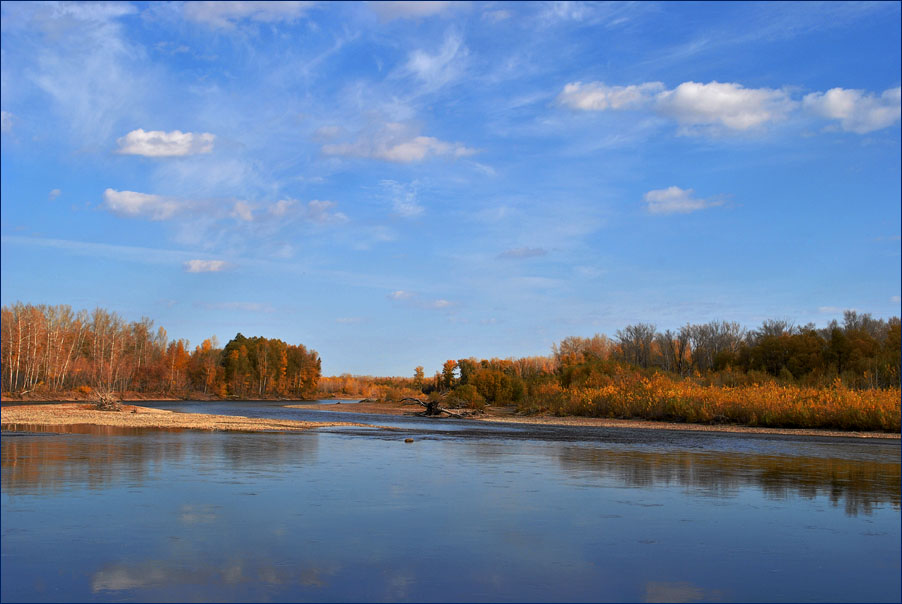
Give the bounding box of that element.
[1,303,320,399]
[2,303,900,426]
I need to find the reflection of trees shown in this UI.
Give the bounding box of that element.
[556,447,901,516]
[1,431,318,495]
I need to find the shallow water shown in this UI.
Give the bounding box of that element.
[2,401,900,602]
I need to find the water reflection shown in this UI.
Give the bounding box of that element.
[556,446,900,516]
[2,430,899,602]
[2,431,318,495]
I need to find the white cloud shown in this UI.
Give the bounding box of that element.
[231,201,255,221]
[560,80,795,132]
[369,1,456,21]
[0,111,12,133]
[891,296,901,304]
[656,81,794,131]
[103,189,181,220]
[642,186,721,215]
[184,259,228,273]
[498,247,548,259]
[389,290,414,300]
[335,317,363,324]
[818,306,843,314]
[183,1,314,28]
[561,80,901,135]
[48,188,61,200]
[558,81,663,111]
[803,86,901,133]
[116,129,215,157]
[323,122,475,163]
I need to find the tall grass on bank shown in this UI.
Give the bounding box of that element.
[521,374,900,432]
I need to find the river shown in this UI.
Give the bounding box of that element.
[2,400,899,602]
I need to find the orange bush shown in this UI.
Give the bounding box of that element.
[519,371,900,432]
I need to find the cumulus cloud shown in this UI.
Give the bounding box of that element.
[559,80,794,131]
[183,1,313,28]
[116,129,215,157]
[103,189,181,220]
[369,1,456,21]
[558,81,663,111]
[560,79,901,134]
[498,247,548,259]
[184,259,227,273]
[322,122,475,163]
[48,188,61,200]
[656,81,794,131]
[389,290,413,300]
[803,86,901,133]
[642,186,721,215]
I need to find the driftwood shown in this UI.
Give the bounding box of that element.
[92,388,122,411]
[400,397,469,419]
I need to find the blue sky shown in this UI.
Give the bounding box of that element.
[1,1,900,376]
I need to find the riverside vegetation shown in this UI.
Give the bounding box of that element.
[2,303,900,432]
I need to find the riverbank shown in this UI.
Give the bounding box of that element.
[1,403,379,433]
[290,400,901,440]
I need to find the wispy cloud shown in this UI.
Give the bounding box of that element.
[48,188,61,200]
[184,259,228,273]
[116,129,215,157]
[321,122,475,163]
[642,186,722,215]
[182,1,314,28]
[498,247,548,259]
[387,289,456,310]
[381,180,424,217]
[103,189,182,220]
[403,31,468,93]
[369,1,458,21]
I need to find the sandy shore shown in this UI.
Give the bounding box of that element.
[1,403,379,433]
[290,400,901,440]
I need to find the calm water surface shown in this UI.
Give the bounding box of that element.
[2,401,900,602]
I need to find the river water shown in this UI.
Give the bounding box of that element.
[2,400,900,602]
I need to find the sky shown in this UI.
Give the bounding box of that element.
[1,1,900,376]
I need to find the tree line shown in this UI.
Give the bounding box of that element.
[1,303,321,399]
[419,311,900,408]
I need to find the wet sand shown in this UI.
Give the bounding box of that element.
[1,403,378,433]
[291,400,901,440]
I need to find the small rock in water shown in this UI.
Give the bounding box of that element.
[404,438,414,443]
